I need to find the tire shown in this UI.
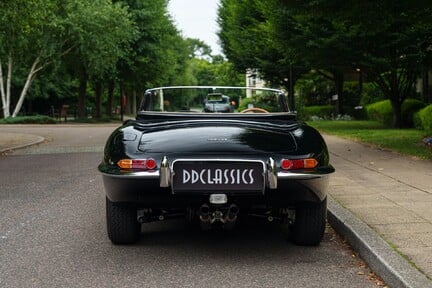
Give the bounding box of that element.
[292,197,327,246]
[106,197,140,244]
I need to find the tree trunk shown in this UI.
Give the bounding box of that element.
[0,59,7,118]
[95,81,102,118]
[77,70,88,119]
[390,99,403,128]
[12,57,40,117]
[389,68,403,128]
[106,80,114,117]
[0,56,12,118]
[132,90,137,114]
[125,92,131,115]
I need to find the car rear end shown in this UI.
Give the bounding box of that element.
[99,86,334,245]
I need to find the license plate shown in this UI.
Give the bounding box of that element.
[172,160,265,194]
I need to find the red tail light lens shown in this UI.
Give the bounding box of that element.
[281,159,293,170]
[117,158,157,170]
[145,158,157,170]
[280,158,318,170]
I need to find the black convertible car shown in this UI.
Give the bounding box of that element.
[98,86,334,245]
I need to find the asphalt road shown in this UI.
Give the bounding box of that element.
[0,125,381,287]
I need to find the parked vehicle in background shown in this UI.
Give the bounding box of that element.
[203,93,234,113]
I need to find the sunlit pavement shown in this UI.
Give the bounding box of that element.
[0,124,431,287]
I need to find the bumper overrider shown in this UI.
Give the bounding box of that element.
[100,156,334,205]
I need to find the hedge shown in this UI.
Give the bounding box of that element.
[366,99,425,127]
[416,104,432,132]
[298,105,333,120]
[0,115,57,124]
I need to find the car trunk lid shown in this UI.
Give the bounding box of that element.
[138,122,297,154]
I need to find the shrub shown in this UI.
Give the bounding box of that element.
[0,115,57,124]
[238,97,254,111]
[417,104,432,132]
[366,100,393,126]
[343,81,362,108]
[402,99,426,127]
[298,105,333,120]
[360,83,385,106]
[238,94,279,112]
[413,112,423,130]
[366,99,425,127]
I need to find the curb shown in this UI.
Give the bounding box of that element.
[327,196,431,288]
[0,135,45,153]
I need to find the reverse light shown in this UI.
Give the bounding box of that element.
[280,158,318,170]
[117,158,157,170]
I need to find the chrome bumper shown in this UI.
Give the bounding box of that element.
[101,157,331,188]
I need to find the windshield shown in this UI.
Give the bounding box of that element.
[140,86,289,114]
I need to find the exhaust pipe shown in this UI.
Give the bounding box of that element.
[225,204,239,222]
[199,204,211,222]
[199,204,211,230]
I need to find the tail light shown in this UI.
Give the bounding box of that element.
[280,158,318,170]
[117,158,157,170]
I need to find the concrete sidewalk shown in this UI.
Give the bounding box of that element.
[0,130,431,287]
[324,134,432,287]
[0,132,44,153]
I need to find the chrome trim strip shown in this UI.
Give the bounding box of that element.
[145,86,284,94]
[101,171,159,179]
[102,171,328,180]
[101,159,330,183]
[170,158,268,166]
[277,172,329,180]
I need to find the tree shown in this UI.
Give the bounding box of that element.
[219,0,432,127]
[62,0,136,118]
[0,0,66,118]
[116,0,190,114]
[278,0,432,127]
[0,0,136,119]
[218,0,308,110]
[185,38,213,60]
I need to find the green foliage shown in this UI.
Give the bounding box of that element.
[298,105,333,121]
[118,0,189,91]
[360,83,385,106]
[0,0,60,61]
[308,120,431,159]
[185,38,213,59]
[366,100,393,126]
[0,115,56,124]
[294,73,334,106]
[238,94,280,112]
[416,105,432,132]
[402,99,426,127]
[184,57,244,108]
[65,0,137,78]
[218,0,298,83]
[343,81,361,108]
[218,0,432,127]
[189,58,244,87]
[237,98,253,111]
[0,0,65,117]
[366,99,425,127]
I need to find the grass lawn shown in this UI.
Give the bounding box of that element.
[307,120,432,159]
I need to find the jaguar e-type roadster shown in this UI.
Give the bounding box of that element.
[98,86,334,245]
